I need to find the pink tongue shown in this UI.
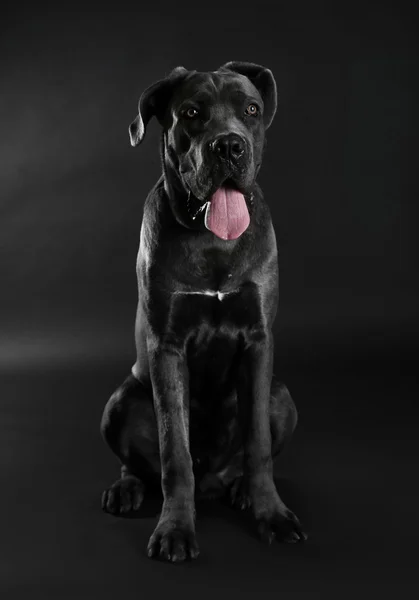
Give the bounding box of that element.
[204,187,250,240]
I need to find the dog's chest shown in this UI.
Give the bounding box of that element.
[179,243,241,289]
[171,281,262,332]
[144,235,271,346]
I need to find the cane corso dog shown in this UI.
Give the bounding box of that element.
[100,61,307,562]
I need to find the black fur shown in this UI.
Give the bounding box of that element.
[101,62,307,563]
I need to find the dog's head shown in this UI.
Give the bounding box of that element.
[129,62,277,239]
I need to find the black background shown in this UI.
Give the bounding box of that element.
[1,1,418,598]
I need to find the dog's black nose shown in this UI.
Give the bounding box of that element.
[211,134,246,163]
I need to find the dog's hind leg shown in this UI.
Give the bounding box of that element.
[100,374,160,515]
[269,376,298,459]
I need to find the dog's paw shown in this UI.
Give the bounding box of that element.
[147,513,199,563]
[256,506,307,544]
[232,475,307,543]
[101,476,145,515]
[252,480,307,544]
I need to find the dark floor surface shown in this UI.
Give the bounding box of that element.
[1,346,418,599]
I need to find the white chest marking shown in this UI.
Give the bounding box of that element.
[174,289,236,301]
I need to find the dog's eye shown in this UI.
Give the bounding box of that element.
[245,104,259,116]
[184,107,199,119]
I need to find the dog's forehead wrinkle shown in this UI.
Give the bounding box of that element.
[175,71,261,108]
[203,71,220,94]
[177,72,217,96]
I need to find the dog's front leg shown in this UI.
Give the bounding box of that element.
[240,330,306,543]
[146,342,199,562]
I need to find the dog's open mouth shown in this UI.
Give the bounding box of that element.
[204,187,250,240]
[186,177,250,241]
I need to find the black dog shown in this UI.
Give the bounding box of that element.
[100,61,306,562]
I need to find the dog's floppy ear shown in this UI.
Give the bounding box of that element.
[218,61,277,129]
[129,66,189,147]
